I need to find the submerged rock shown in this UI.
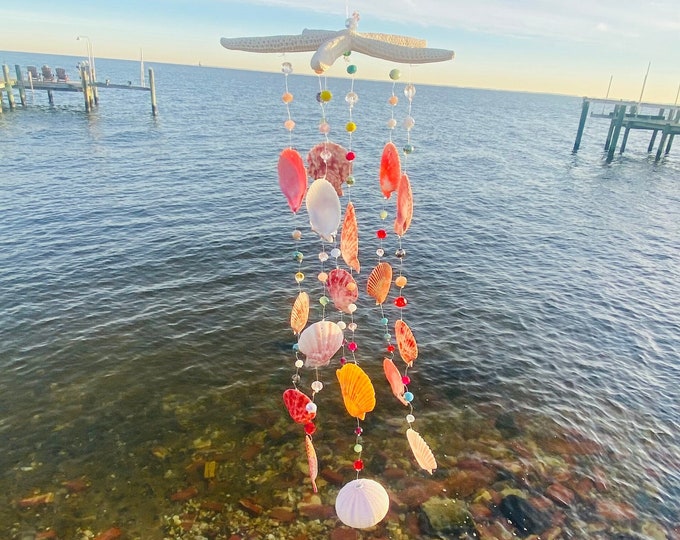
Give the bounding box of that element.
[499,494,551,536]
[418,497,475,536]
[495,412,521,438]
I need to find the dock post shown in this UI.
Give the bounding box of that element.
[604,105,619,151]
[47,90,54,105]
[572,98,590,153]
[148,68,158,116]
[655,128,668,162]
[2,64,17,110]
[620,126,631,154]
[606,105,626,163]
[80,66,91,112]
[14,65,27,107]
[664,109,680,155]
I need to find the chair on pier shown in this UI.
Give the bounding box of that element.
[56,67,69,82]
[27,66,40,80]
[41,65,55,81]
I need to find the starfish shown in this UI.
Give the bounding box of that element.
[220,12,454,73]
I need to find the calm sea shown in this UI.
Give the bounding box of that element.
[1,52,678,538]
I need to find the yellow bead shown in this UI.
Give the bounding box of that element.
[295,272,305,283]
[346,121,356,133]
[395,276,407,288]
[320,90,332,102]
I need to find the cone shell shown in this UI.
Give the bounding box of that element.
[383,358,408,406]
[326,268,358,314]
[282,388,316,424]
[298,320,344,368]
[394,173,413,236]
[395,319,418,366]
[335,478,390,529]
[305,435,318,493]
[290,291,309,334]
[379,142,401,199]
[406,428,437,474]
[366,262,392,305]
[341,202,360,273]
[336,363,376,420]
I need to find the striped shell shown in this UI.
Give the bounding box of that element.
[383,358,408,406]
[336,363,376,420]
[340,201,360,273]
[326,268,358,314]
[406,428,437,474]
[307,141,350,196]
[290,291,309,334]
[335,478,389,529]
[366,262,392,305]
[394,173,413,237]
[395,319,418,366]
[298,320,344,368]
[379,142,401,199]
[305,435,318,493]
[282,388,316,424]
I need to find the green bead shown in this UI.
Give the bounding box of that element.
[319,296,329,306]
[389,69,401,81]
[353,444,363,453]
[347,64,357,75]
[346,175,355,186]
[403,144,415,155]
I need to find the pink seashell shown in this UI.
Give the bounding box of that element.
[305,435,318,493]
[340,202,360,273]
[298,320,344,368]
[307,142,351,197]
[395,319,418,366]
[277,148,307,213]
[394,172,413,236]
[326,268,358,314]
[383,358,408,406]
[379,142,401,199]
[406,428,437,474]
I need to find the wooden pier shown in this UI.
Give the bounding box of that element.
[1,63,158,116]
[572,98,679,163]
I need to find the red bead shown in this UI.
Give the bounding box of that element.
[402,375,411,385]
[376,229,387,239]
[353,459,364,471]
[340,356,347,365]
[354,426,363,435]
[304,422,316,435]
[394,296,407,308]
[348,341,357,352]
[386,344,395,353]
[345,151,356,161]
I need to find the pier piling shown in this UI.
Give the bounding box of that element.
[14,65,27,107]
[572,99,590,153]
[606,105,627,163]
[149,68,158,116]
[2,64,16,110]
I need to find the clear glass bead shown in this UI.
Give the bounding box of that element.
[404,83,416,100]
[311,380,323,393]
[345,91,359,106]
[281,62,293,75]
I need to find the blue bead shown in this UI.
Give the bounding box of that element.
[404,391,414,402]
[380,317,388,325]
[292,344,299,351]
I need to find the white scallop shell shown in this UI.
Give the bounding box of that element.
[335,478,390,529]
[406,428,437,474]
[297,320,344,368]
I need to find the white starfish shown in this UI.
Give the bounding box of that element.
[220,12,454,73]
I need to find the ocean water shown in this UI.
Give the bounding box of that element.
[1,52,679,539]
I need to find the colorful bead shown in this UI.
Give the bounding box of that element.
[292,344,299,351]
[306,402,318,414]
[353,459,364,471]
[347,303,357,314]
[376,229,387,239]
[354,426,363,435]
[386,344,395,353]
[284,119,295,131]
[337,321,347,330]
[340,356,347,365]
[354,443,363,453]
[404,83,416,100]
[293,250,303,262]
[406,414,415,423]
[383,333,391,341]
[403,144,415,155]
[348,322,357,332]
[318,271,328,282]
[346,121,357,133]
[379,210,388,220]
[282,92,293,103]
[376,248,385,257]
[304,422,316,435]
[319,121,331,134]
[395,248,406,258]
[292,229,302,240]
[346,151,356,161]
[345,91,358,106]
[394,296,407,308]
[330,248,341,259]
[319,296,329,306]
[295,359,304,368]
[281,62,293,75]
[318,251,329,262]
[388,95,398,106]
[404,392,414,402]
[389,69,401,80]
[295,272,305,283]
[320,89,332,102]
[347,341,358,352]
[311,380,324,393]
[386,118,397,129]
[395,276,407,288]
[347,65,357,75]
[292,373,301,383]
[380,317,388,325]
[402,375,411,385]
[403,116,415,130]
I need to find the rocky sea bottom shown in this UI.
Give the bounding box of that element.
[3,380,679,540]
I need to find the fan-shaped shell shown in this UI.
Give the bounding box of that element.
[305,435,318,493]
[383,358,408,406]
[306,178,341,242]
[395,319,418,366]
[336,363,376,420]
[278,148,308,213]
[282,388,316,424]
[394,173,413,236]
[298,320,344,368]
[406,428,437,474]
[366,262,392,305]
[290,291,309,334]
[341,202,360,273]
[335,478,389,529]
[307,141,351,197]
[379,142,401,199]
[326,268,358,314]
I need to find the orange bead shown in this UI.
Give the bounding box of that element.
[282,92,293,104]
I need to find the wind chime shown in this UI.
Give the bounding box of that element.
[222,9,454,530]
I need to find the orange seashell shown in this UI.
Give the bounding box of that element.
[305,434,318,493]
[383,358,408,406]
[326,268,358,314]
[366,262,392,305]
[395,319,418,366]
[379,142,401,199]
[278,148,308,214]
[394,173,413,236]
[336,363,376,420]
[406,428,437,474]
[283,388,316,424]
[341,202,360,273]
[290,291,309,334]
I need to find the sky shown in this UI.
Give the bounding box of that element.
[2,0,679,102]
